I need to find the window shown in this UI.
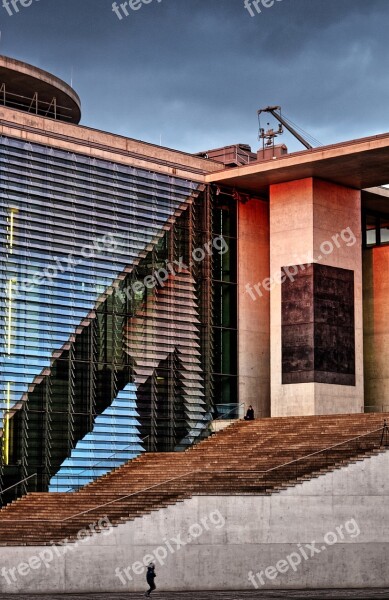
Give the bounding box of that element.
[363,211,389,247]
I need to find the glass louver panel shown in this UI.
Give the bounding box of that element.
[0,136,209,499]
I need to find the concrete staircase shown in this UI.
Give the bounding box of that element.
[0,412,388,546]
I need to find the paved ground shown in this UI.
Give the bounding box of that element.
[1,591,389,599]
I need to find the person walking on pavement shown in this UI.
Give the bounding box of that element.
[144,562,156,597]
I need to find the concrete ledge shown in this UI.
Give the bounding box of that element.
[210,419,238,433]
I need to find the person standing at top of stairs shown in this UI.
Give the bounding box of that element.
[244,405,255,420]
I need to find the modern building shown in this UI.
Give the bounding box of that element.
[1,55,389,502]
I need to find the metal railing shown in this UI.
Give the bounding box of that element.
[185,403,245,447]
[59,423,389,523]
[0,473,37,498]
[214,403,246,420]
[0,436,151,499]
[0,85,74,121]
[6,422,386,524]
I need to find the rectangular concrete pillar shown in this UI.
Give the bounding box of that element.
[238,197,270,418]
[270,178,363,416]
[363,246,389,411]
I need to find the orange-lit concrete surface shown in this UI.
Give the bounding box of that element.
[0,105,222,182]
[363,246,389,411]
[206,131,389,195]
[269,178,363,416]
[238,197,270,418]
[206,133,389,417]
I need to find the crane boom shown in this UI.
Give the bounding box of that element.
[257,106,313,150]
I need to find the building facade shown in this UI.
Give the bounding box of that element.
[0,57,240,501]
[1,56,389,504]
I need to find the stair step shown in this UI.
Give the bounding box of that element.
[1,412,388,545]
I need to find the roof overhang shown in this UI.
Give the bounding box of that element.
[205,132,389,198]
[362,186,389,213]
[0,55,82,124]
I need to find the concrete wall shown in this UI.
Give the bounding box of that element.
[270,178,363,416]
[1,448,388,594]
[363,246,389,410]
[238,197,270,418]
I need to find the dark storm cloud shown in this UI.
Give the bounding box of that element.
[0,0,389,153]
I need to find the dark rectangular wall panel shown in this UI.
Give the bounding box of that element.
[282,264,355,386]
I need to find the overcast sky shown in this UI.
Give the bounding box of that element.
[0,0,388,154]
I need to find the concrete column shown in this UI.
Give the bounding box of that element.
[270,178,363,416]
[238,197,270,418]
[363,246,389,411]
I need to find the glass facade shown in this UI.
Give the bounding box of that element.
[211,190,238,416]
[363,210,389,247]
[0,136,230,501]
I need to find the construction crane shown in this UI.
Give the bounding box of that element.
[257,105,314,150]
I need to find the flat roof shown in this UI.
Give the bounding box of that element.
[0,104,223,182]
[206,132,389,197]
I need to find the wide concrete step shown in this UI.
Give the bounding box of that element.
[0,412,388,545]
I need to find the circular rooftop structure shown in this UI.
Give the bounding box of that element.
[0,55,81,124]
